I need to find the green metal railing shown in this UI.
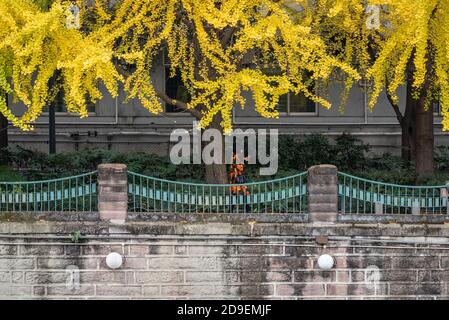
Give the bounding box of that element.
[128,171,308,214]
[0,171,98,212]
[338,172,449,215]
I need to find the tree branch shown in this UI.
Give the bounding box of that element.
[156,90,202,120]
[114,61,133,78]
[220,26,237,47]
[385,78,403,125]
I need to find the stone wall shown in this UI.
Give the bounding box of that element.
[1,220,449,300]
[1,164,449,299]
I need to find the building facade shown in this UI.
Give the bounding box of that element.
[7,57,449,155]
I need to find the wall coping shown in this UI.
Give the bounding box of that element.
[1,211,448,225]
[1,219,449,239]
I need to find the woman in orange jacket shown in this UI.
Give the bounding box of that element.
[229,153,251,212]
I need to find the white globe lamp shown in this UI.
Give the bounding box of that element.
[317,254,334,270]
[106,252,123,269]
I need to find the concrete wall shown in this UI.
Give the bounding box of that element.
[1,164,449,300]
[1,220,449,300]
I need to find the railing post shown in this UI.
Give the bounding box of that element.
[445,182,449,215]
[98,164,128,223]
[308,165,338,223]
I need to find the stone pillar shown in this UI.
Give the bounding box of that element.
[98,164,128,223]
[308,165,338,223]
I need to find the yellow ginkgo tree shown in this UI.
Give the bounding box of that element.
[88,0,359,182]
[1,0,360,183]
[3,0,446,180]
[307,0,449,177]
[365,0,449,176]
[0,0,122,131]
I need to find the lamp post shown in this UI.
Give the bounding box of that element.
[0,95,8,165]
[48,74,57,154]
[48,3,81,154]
[446,181,449,215]
[0,96,8,150]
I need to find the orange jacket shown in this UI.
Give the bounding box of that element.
[229,153,251,194]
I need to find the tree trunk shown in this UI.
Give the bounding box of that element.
[399,60,434,177]
[400,117,414,162]
[414,101,434,177]
[400,74,417,162]
[205,161,228,184]
[204,117,228,184]
[411,3,437,179]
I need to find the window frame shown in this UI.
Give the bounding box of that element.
[163,51,192,116]
[41,102,97,117]
[262,66,318,116]
[433,99,442,117]
[277,89,319,117]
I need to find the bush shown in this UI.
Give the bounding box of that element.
[113,151,204,182]
[435,146,449,171]
[278,134,334,170]
[0,165,25,182]
[332,133,371,171]
[278,133,370,171]
[1,132,449,187]
[414,172,449,186]
[1,146,206,182]
[356,169,416,185]
[365,153,410,171]
[296,134,333,170]
[278,136,301,170]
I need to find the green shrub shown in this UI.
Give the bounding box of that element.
[0,165,25,182]
[1,132,449,187]
[414,172,449,186]
[355,169,416,185]
[365,153,410,171]
[278,136,301,169]
[296,134,333,170]
[332,133,371,171]
[278,133,370,172]
[435,146,449,171]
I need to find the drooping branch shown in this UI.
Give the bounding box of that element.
[114,60,202,120]
[385,78,403,125]
[220,26,237,47]
[156,90,202,120]
[386,90,404,125]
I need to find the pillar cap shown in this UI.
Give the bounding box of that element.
[98,164,128,174]
[308,164,338,170]
[98,164,127,170]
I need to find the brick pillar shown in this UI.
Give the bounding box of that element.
[308,165,338,223]
[98,164,128,223]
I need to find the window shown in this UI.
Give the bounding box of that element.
[433,99,441,116]
[44,102,96,113]
[165,68,191,113]
[163,49,191,113]
[43,92,96,114]
[264,68,316,115]
[277,91,316,114]
[432,91,445,116]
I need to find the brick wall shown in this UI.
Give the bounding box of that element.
[1,222,449,300]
